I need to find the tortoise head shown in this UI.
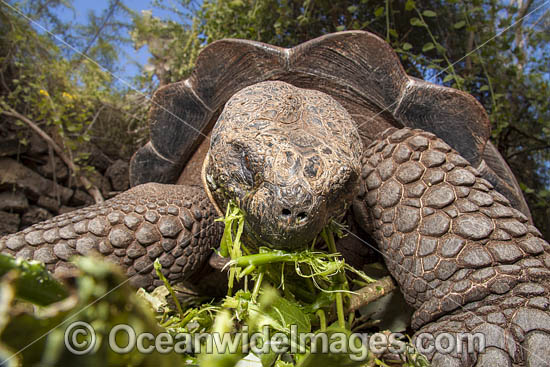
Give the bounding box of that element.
[203,81,363,249]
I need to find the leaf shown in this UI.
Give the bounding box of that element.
[422,42,435,52]
[454,20,466,29]
[295,328,367,367]
[265,293,311,333]
[402,42,413,51]
[335,25,345,31]
[422,10,437,17]
[374,6,384,17]
[405,0,415,11]
[443,74,455,83]
[410,17,425,27]
[347,5,358,13]
[229,0,243,7]
[480,85,490,91]
[0,254,68,306]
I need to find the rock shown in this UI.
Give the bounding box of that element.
[27,132,49,156]
[105,160,129,191]
[70,190,94,206]
[0,211,20,235]
[0,135,26,157]
[21,206,52,227]
[37,195,60,213]
[84,144,113,172]
[0,158,73,203]
[0,191,29,212]
[37,156,69,181]
[83,169,112,197]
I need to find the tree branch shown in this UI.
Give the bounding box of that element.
[347,276,397,313]
[507,145,550,160]
[73,0,121,66]
[514,0,535,70]
[1,106,104,203]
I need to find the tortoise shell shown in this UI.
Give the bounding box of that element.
[129,30,531,221]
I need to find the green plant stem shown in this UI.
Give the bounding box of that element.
[321,228,347,329]
[180,309,198,328]
[252,269,264,302]
[240,264,256,278]
[228,266,236,297]
[154,259,184,318]
[316,309,327,331]
[229,252,294,267]
[335,293,346,329]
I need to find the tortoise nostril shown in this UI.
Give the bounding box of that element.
[297,212,307,221]
[282,208,292,217]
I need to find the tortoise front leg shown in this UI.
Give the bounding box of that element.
[0,183,223,292]
[354,127,550,366]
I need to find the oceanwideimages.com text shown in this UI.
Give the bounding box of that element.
[65,321,485,361]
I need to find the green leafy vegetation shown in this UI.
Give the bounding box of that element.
[1,0,148,197]
[0,203,428,366]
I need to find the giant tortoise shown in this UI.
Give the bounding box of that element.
[2,31,549,366]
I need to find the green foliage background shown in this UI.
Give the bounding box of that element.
[1,0,549,238]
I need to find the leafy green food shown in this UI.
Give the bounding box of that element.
[148,202,429,366]
[0,202,428,366]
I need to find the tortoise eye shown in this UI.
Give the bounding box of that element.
[239,151,257,186]
[230,142,256,186]
[242,152,253,172]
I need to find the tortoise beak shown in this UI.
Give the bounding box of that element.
[242,182,329,249]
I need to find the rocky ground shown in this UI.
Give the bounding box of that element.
[0,127,131,236]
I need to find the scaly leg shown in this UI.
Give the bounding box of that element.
[0,183,223,292]
[355,127,550,366]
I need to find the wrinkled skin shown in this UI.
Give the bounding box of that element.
[204,81,362,249]
[2,81,550,366]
